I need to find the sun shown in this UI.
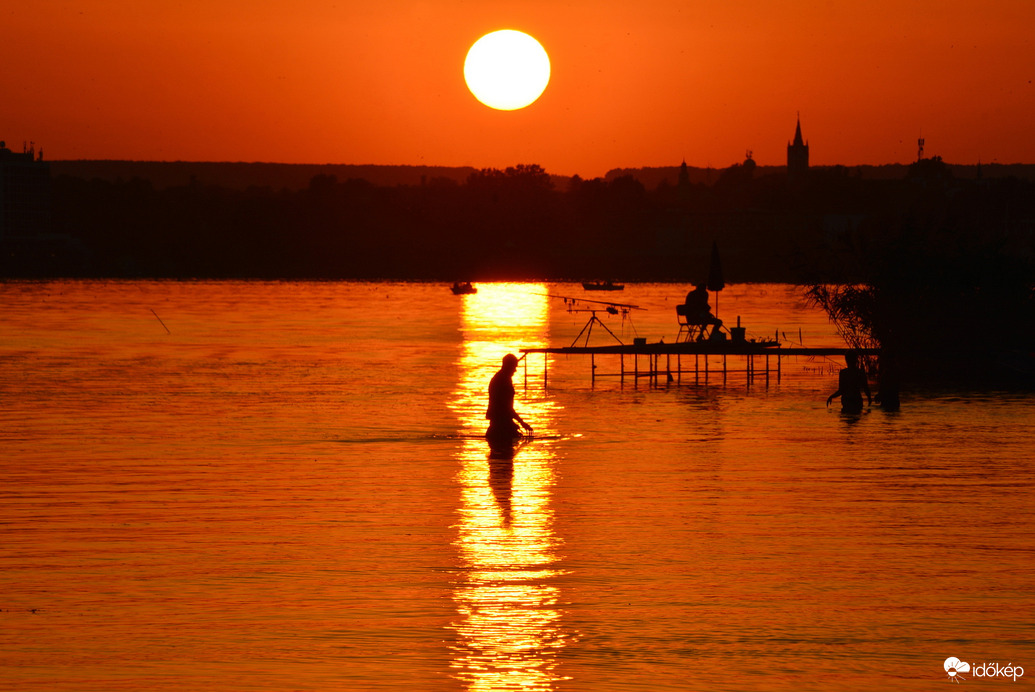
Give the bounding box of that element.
[464,30,551,111]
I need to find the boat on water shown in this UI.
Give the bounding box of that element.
[582,280,624,291]
[450,281,477,295]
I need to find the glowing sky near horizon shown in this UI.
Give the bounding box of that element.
[2,1,1032,177]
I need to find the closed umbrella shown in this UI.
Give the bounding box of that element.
[707,240,725,318]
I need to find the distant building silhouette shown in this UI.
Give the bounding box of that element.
[787,115,809,182]
[0,140,82,277]
[0,140,50,240]
[678,159,690,188]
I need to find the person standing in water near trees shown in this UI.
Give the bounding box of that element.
[486,354,533,441]
[827,352,872,413]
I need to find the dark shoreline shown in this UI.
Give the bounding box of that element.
[3,157,1032,284]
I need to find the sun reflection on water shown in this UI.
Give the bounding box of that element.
[448,283,571,691]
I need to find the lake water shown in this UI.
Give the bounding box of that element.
[1,280,1032,691]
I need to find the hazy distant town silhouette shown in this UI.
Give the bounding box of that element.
[1,121,1033,285]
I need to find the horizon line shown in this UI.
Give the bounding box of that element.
[44,157,1033,178]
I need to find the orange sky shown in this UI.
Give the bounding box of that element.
[3,0,1033,178]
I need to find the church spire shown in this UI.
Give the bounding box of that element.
[792,113,805,147]
[787,113,809,181]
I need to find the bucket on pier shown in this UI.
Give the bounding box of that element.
[731,315,746,342]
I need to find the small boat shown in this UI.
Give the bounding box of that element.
[582,280,624,291]
[450,281,477,295]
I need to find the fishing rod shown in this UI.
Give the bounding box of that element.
[150,309,171,335]
[529,292,645,312]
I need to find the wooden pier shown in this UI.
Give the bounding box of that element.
[520,341,878,387]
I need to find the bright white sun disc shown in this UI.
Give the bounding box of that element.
[464,30,550,110]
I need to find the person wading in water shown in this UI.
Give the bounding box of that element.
[826,352,872,414]
[486,354,533,443]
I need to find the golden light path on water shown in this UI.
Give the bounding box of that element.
[447,284,572,691]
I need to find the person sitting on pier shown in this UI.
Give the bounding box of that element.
[678,284,723,341]
[486,354,533,444]
[826,353,872,414]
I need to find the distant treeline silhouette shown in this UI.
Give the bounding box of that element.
[47,159,1035,192]
[6,158,1035,292]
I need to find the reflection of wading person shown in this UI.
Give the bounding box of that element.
[486,354,533,441]
[827,353,872,413]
